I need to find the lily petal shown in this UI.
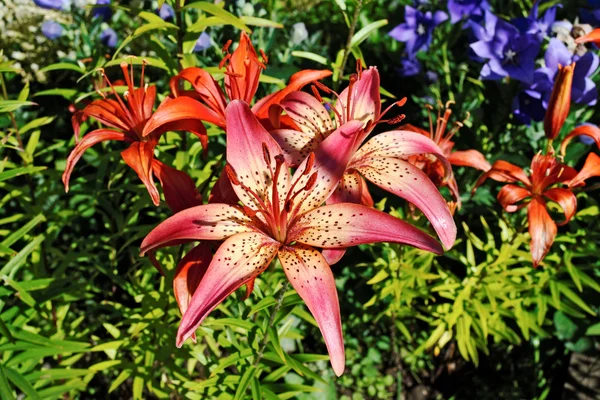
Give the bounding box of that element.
[561,124,600,155]
[151,159,202,213]
[288,203,443,255]
[176,232,280,346]
[174,242,212,317]
[279,91,334,136]
[140,204,255,255]
[170,67,228,117]
[355,158,456,250]
[279,244,345,376]
[448,150,491,171]
[352,130,453,181]
[209,170,240,205]
[252,69,333,119]
[327,171,367,205]
[543,188,577,225]
[334,67,381,127]
[143,96,224,138]
[497,184,531,212]
[226,32,263,103]
[271,128,321,167]
[121,141,160,206]
[473,160,532,190]
[73,99,131,139]
[527,197,557,268]
[62,129,126,192]
[322,248,347,265]
[290,121,364,216]
[226,100,290,210]
[567,152,600,187]
[575,28,600,45]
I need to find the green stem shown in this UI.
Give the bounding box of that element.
[254,280,290,367]
[336,0,364,90]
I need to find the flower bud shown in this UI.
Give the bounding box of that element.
[544,63,574,140]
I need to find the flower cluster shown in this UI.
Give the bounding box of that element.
[64,33,458,376]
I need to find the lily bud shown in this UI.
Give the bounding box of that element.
[544,63,574,140]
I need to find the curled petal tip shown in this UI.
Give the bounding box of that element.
[332,362,345,377]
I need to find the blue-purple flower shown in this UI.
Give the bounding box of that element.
[389,6,448,56]
[447,0,490,24]
[578,123,598,145]
[512,89,547,125]
[545,38,599,106]
[41,21,63,40]
[92,0,112,21]
[398,57,421,77]
[158,4,175,21]
[470,11,541,83]
[513,2,559,38]
[193,32,211,52]
[100,27,118,48]
[33,0,63,10]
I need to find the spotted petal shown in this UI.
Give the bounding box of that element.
[140,204,255,255]
[174,242,212,317]
[527,197,557,268]
[270,128,320,167]
[279,244,345,376]
[225,100,290,211]
[288,203,443,254]
[334,67,381,127]
[289,121,364,216]
[176,232,280,346]
[62,129,126,192]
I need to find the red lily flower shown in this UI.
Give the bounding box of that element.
[401,102,492,211]
[166,31,332,129]
[63,62,215,212]
[140,101,445,376]
[544,63,574,141]
[473,154,580,267]
[269,66,457,259]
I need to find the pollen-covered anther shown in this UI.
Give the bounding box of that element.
[311,85,324,103]
[219,53,232,69]
[262,143,272,166]
[386,114,406,125]
[225,164,241,186]
[303,153,315,175]
[304,172,318,191]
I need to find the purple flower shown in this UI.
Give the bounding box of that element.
[513,89,547,125]
[158,4,175,21]
[470,11,541,84]
[100,28,118,48]
[447,0,490,24]
[426,70,439,82]
[513,2,559,37]
[193,32,211,52]
[33,0,62,10]
[389,6,448,56]
[92,0,112,21]
[545,38,599,106]
[41,21,63,40]
[588,0,600,8]
[578,123,598,145]
[398,57,421,77]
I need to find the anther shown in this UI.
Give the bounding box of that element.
[224,164,240,186]
[387,114,406,125]
[274,154,285,165]
[311,85,324,103]
[397,97,408,107]
[243,205,257,218]
[260,49,269,65]
[304,172,318,191]
[313,80,333,94]
[222,39,232,54]
[303,153,315,175]
[262,143,271,165]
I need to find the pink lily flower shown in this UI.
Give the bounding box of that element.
[269,66,457,259]
[140,101,445,376]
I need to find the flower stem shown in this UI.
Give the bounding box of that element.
[254,280,290,367]
[337,0,364,90]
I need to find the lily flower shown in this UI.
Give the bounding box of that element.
[544,63,574,140]
[63,62,216,212]
[576,28,600,45]
[168,31,332,129]
[473,154,580,267]
[269,66,457,255]
[402,102,492,210]
[140,101,445,376]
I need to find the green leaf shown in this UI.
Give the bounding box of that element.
[0,166,46,183]
[0,364,14,400]
[40,63,85,74]
[204,317,256,331]
[0,100,36,113]
[585,322,600,336]
[21,116,54,135]
[4,366,41,400]
[557,283,596,315]
[132,376,144,400]
[32,89,78,100]
[240,16,283,28]
[350,19,388,48]
[0,235,45,278]
[210,349,254,377]
[2,214,45,247]
[291,51,328,66]
[0,319,15,344]
[0,243,15,256]
[114,22,178,58]
[249,297,276,316]
[184,2,251,33]
[108,369,131,393]
[234,366,258,400]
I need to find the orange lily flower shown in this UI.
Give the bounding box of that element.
[474,154,581,267]
[167,32,332,129]
[63,62,215,211]
[575,28,600,45]
[544,63,574,140]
